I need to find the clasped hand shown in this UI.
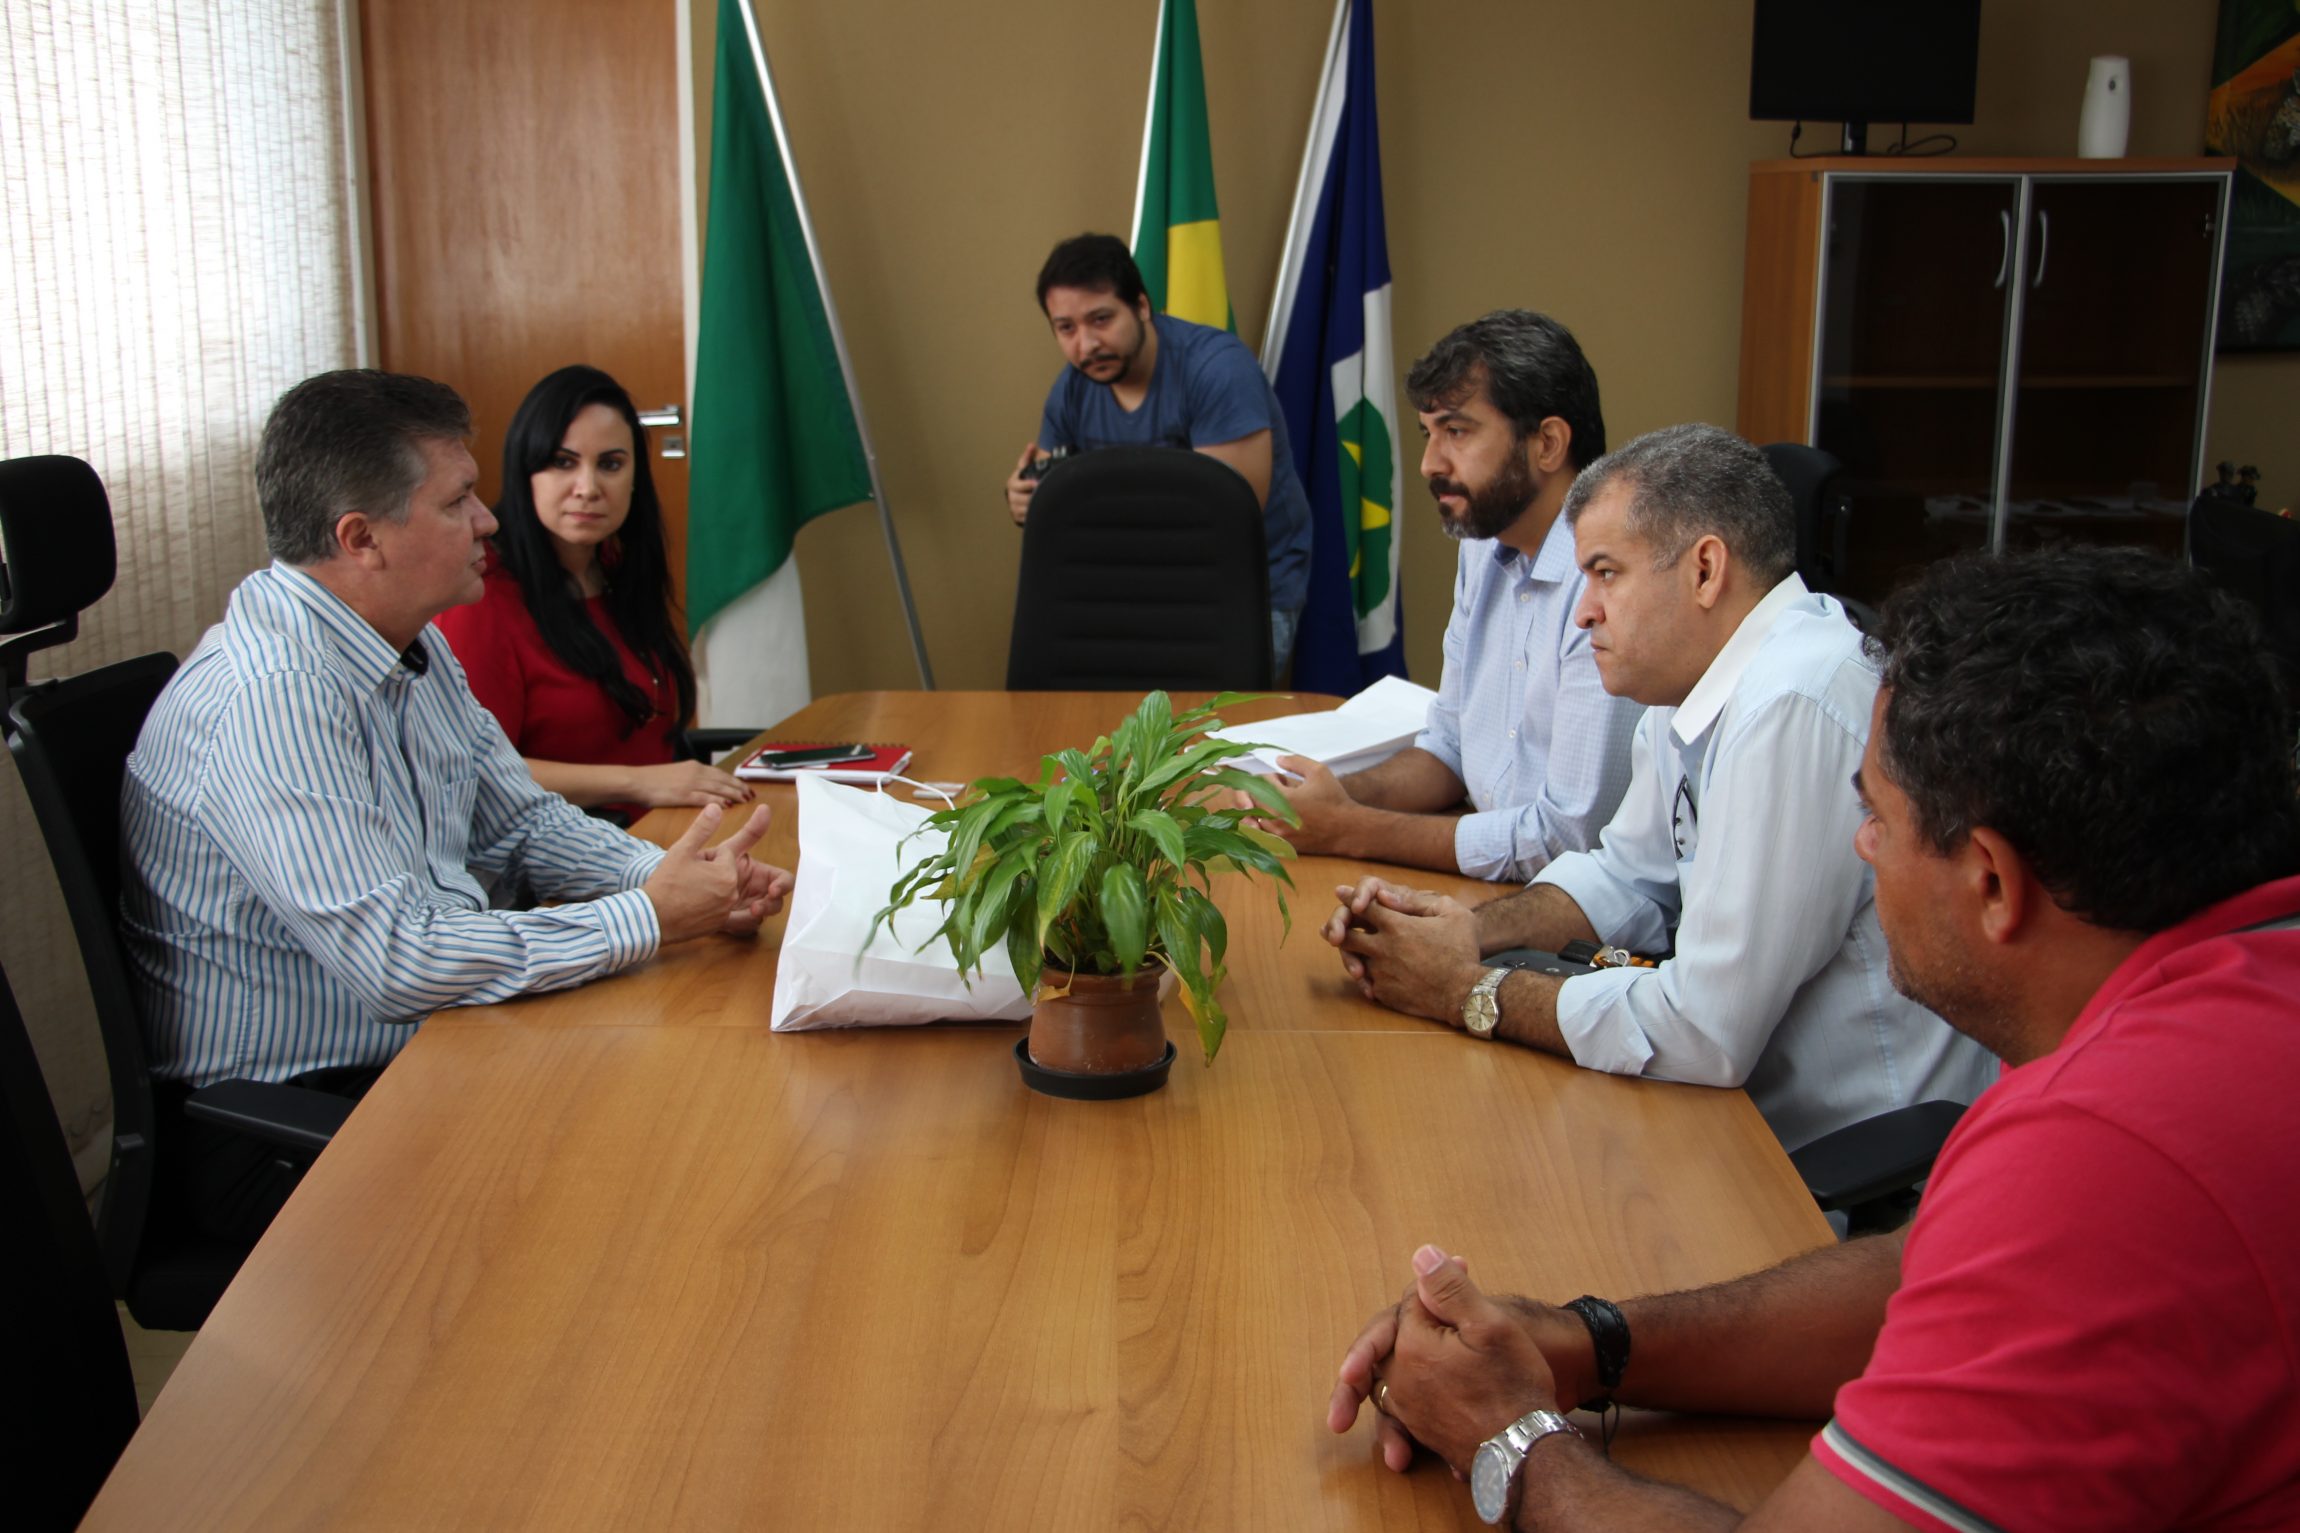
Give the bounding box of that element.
[1320,876,1484,1023]
[643,802,794,943]
[1328,1245,1590,1476]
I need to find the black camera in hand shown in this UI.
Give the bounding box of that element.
[1019,445,1073,482]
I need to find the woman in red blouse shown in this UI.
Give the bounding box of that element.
[437,365,752,817]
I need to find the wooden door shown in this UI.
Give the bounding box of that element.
[361,0,688,606]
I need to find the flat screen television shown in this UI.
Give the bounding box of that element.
[1750,0,1983,148]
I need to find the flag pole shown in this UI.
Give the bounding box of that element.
[1129,0,1168,250]
[1260,0,1350,373]
[731,0,934,688]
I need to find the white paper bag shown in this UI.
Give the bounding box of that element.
[769,774,1033,1030]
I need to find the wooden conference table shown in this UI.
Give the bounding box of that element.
[86,691,1832,1530]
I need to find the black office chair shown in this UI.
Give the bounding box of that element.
[2190,500,2300,717]
[1761,441,1877,631]
[1789,1098,1969,1235]
[1007,445,1272,691]
[0,959,141,1531]
[1,454,350,1331]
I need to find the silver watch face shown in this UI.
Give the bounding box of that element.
[1471,1438,1514,1524]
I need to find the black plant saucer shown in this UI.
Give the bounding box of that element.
[1013,1038,1177,1100]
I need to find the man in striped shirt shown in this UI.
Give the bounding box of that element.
[121,369,791,1241]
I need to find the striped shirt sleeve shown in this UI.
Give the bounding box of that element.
[191,664,660,1024]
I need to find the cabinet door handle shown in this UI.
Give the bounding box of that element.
[2031,209,2051,289]
[1994,209,2011,289]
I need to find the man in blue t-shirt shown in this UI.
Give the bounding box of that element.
[1004,233,1313,670]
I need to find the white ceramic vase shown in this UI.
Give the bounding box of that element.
[2078,55,2131,159]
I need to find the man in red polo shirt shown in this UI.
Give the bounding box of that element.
[1327,546,2300,1531]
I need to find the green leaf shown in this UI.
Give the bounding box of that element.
[1181,885,1228,971]
[1042,777,1077,840]
[1125,808,1188,874]
[1132,690,1173,754]
[1154,894,1199,987]
[964,856,1030,966]
[1033,829,1096,954]
[1099,863,1148,974]
[1005,917,1044,994]
[1197,766,1300,824]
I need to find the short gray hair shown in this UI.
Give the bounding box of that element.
[255,370,471,565]
[1562,423,1795,585]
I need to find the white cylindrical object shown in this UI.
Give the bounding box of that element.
[2078,55,2131,159]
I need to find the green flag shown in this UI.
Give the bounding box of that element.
[688,0,873,638]
[1131,0,1233,332]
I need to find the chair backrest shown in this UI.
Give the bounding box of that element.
[8,652,180,1293]
[1761,440,1848,595]
[0,959,141,1529]
[2190,501,2300,711]
[1007,446,1272,691]
[0,456,117,698]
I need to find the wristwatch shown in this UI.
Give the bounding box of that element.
[1471,1407,1581,1524]
[1462,966,1507,1038]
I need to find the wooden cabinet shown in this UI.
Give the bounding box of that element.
[1736,157,2232,604]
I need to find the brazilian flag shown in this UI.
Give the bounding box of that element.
[1131,0,1233,332]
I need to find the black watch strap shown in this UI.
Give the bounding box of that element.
[1563,1295,1630,1411]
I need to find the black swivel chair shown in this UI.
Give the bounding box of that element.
[1789,1099,1969,1235]
[0,959,141,1531]
[1761,441,1878,631]
[1,454,350,1330]
[2190,499,2300,717]
[1007,446,1272,691]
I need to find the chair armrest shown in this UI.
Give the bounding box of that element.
[684,727,762,764]
[1788,1098,1967,1213]
[182,1079,354,1156]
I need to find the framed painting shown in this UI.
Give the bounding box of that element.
[2208,1,2300,350]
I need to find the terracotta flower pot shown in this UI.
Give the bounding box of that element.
[1028,967,1168,1075]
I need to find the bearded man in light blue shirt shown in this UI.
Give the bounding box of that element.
[1255,312,1643,881]
[1323,423,1993,1151]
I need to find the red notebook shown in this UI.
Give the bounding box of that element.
[734,741,914,784]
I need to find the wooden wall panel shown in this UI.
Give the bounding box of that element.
[362,0,690,606]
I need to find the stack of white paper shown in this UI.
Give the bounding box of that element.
[1209,675,1439,778]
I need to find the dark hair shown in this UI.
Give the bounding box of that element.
[1035,233,1149,312]
[1869,547,2300,933]
[1404,310,1607,468]
[492,365,695,735]
[1561,423,1796,586]
[257,370,471,565]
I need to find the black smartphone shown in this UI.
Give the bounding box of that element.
[749,743,872,770]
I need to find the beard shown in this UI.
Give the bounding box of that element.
[1429,445,1536,542]
[1073,313,1148,385]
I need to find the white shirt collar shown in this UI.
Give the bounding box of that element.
[1670,572,1811,746]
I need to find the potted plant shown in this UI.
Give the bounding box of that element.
[874,691,1298,1097]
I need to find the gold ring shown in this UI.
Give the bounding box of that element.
[1373,1379,1393,1416]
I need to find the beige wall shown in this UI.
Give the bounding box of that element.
[697,0,2292,695]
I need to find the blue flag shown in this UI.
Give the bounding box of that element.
[1261,0,1405,694]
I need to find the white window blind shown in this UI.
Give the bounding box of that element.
[1,0,359,1188]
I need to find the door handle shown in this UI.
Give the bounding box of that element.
[2030,210,2050,289]
[638,405,685,459]
[1994,209,2011,289]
